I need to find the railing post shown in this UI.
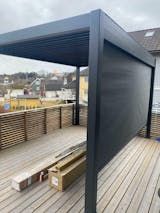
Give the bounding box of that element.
[24,112,28,141]
[75,67,80,125]
[44,108,47,134]
[60,107,62,129]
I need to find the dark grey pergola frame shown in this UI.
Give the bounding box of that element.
[86,10,155,213]
[0,9,155,213]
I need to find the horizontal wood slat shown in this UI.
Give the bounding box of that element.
[137,112,160,139]
[79,105,160,139]
[2,103,159,150]
[0,104,74,150]
[79,105,88,127]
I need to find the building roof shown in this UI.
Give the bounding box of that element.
[17,95,39,99]
[64,80,76,89]
[45,79,63,91]
[129,27,160,53]
[81,68,89,76]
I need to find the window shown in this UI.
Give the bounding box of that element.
[145,31,155,37]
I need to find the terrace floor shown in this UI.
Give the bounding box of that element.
[0,126,160,213]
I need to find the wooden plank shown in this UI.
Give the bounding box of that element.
[115,144,160,213]
[0,182,47,212]
[97,139,153,212]
[78,139,146,213]
[104,140,158,212]
[138,146,160,213]
[0,127,85,172]
[0,132,86,185]
[46,138,144,212]
[21,136,137,213]
[11,142,86,191]
[0,127,86,212]
[1,132,159,213]
[126,143,160,212]
[149,174,160,213]
[68,138,144,213]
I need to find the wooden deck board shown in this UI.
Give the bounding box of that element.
[0,127,160,213]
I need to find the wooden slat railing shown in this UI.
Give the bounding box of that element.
[79,105,160,139]
[79,105,88,127]
[139,112,160,139]
[2,103,159,150]
[0,104,74,150]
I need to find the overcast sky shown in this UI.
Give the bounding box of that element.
[0,0,159,74]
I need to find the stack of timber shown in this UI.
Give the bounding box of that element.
[0,104,74,150]
[11,141,86,191]
[48,147,86,191]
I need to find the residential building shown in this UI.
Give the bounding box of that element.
[31,78,46,97]
[80,68,88,104]
[62,80,76,102]
[62,69,89,104]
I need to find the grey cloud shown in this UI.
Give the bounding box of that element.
[0,0,159,74]
[0,0,159,33]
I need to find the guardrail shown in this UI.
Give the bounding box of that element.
[138,112,160,139]
[79,105,88,127]
[79,105,160,139]
[1,103,159,150]
[0,104,74,150]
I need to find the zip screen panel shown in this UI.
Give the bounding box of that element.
[96,41,152,171]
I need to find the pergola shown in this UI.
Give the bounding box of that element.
[0,9,155,213]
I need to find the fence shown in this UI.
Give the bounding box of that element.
[0,104,74,150]
[1,103,159,150]
[79,105,88,127]
[138,112,160,138]
[79,105,160,139]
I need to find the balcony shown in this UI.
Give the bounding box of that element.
[0,104,160,212]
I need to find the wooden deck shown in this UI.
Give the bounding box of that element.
[0,126,160,213]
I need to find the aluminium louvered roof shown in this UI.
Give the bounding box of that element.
[0,9,155,68]
[0,13,90,67]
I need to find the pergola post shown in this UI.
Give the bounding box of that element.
[85,10,104,213]
[146,66,155,138]
[75,66,80,125]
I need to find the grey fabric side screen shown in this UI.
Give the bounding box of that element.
[96,41,152,171]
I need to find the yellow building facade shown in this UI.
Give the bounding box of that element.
[80,68,88,104]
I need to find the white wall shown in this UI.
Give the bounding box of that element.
[45,91,58,98]
[11,89,23,97]
[154,53,160,88]
[152,53,160,105]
